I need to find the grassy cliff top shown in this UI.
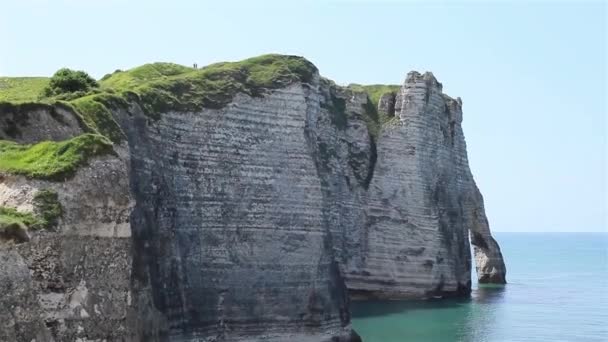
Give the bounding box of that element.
[0,55,403,180]
[102,54,318,116]
[0,77,50,102]
[0,54,318,117]
[100,54,316,91]
[0,56,402,112]
[0,55,405,141]
[0,55,320,180]
[100,62,194,89]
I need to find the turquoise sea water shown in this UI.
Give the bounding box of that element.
[351,233,608,342]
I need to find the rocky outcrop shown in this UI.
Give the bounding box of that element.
[0,55,505,341]
[0,249,53,342]
[0,102,84,143]
[0,114,134,341]
[377,92,396,116]
[116,79,361,341]
[344,71,506,298]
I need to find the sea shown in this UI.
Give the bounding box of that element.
[351,232,608,342]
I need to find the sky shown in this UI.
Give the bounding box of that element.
[0,0,606,232]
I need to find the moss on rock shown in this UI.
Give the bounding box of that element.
[68,95,125,143]
[347,84,401,140]
[0,207,42,229]
[348,84,400,111]
[0,189,63,242]
[0,133,114,180]
[32,189,63,229]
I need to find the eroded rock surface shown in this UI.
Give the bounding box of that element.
[0,115,134,341]
[0,103,84,143]
[344,71,506,298]
[377,92,396,116]
[119,80,358,341]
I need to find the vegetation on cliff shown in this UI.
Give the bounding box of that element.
[99,62,193,89]
[0,133,113,180]
[348,84,401,139]
[0,77,50,102]
[0,54,319,180]
[0,189,63,242]
[100,54,318,117]
[348,84,400,110]
[1,54,318,120]
[67,94,126,142]
[0,55,400,181]
[43,68,99,97]
[0,207,41,230]
[317,81,401,140]
[32,189,63,229]
[0,101,122,144]
[0,55,403,147]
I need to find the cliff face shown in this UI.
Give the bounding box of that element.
[119,80,357,341]
[0,55,506,342]
[0,148,133,341]
[0,102,133,341]
[345,72,506,298]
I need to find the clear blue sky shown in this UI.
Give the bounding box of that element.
[1,0,605,232]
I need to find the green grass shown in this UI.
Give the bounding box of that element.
[0,206,42,229]
[0,189,63,236]
[0,133,114,180]
[68,94,126,142]
[0,58,400,142]
[2,54,318,122]
[0,54,320,180]
[346,84,401,140]
[0,100,126,144]
[100,62,193,89]
[348,84,400,111]
[101,54,318,116]
[0,77,50,102]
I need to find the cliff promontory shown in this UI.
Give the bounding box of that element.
[0,54,506,341]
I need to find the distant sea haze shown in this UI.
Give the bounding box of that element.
[352,232,608,342]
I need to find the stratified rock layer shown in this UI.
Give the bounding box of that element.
[345,72,506,298]
[0,148,133,341]
[118,79,358,341]
[0,58,505,342]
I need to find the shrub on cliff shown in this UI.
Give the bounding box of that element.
[42,68,99,97]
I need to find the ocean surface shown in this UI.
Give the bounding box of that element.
[351,232,608,342]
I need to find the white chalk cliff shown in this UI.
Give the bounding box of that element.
[0,55,506,342]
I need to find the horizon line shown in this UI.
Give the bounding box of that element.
[492,231,608,233]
